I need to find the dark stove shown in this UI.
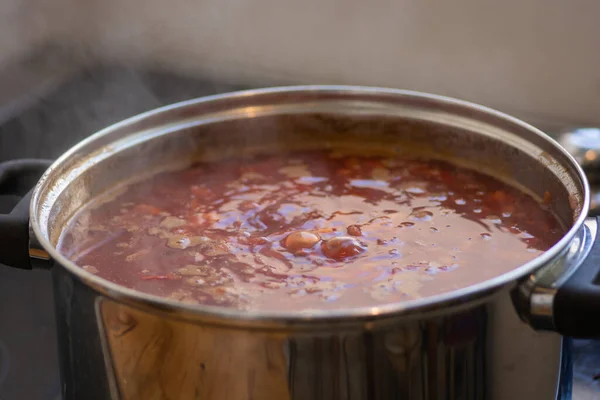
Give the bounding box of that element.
[0,64,598,400]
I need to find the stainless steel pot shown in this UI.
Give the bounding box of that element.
[0,86,598,400]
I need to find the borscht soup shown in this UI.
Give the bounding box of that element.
[57,150,564,311]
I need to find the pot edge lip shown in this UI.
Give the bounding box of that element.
[29,84,591,325]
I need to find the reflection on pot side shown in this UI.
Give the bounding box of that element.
[93,293,556,400]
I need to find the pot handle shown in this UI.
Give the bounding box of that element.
[0,159,53,269]
[553,216,600,337]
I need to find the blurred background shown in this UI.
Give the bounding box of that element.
[0,0,599,399]
[0,0,599,129]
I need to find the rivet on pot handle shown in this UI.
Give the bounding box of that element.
[553,216,600,337]
[0,159,53,269]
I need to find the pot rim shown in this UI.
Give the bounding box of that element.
[29,85,591,326]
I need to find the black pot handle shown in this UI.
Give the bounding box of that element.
[553,216,600,337]
[0,159,53,269]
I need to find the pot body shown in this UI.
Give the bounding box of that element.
[52,263,565,400]
[20,86,589,400]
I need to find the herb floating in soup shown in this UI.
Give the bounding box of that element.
[58,151,564,311]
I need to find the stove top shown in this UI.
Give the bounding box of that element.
[0,63,598,399]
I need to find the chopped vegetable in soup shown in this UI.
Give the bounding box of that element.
[58,150,564,311]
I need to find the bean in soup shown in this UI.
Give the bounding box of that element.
[58,151,564,311]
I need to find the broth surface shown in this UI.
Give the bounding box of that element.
[58,150,564,311]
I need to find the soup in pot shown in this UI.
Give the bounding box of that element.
[57,150,564,311]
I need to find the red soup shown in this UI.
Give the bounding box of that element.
[58,150,564,311]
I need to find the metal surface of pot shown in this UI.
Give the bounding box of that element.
[1,86,599,399]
